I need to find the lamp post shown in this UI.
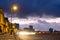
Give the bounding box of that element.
[10,4,19,35]
[11,4,18,25]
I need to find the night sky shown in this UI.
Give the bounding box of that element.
[0,0,60,31]
[0,0,60,17]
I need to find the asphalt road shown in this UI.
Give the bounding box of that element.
[18,34,60,40]
[0,34,18,40]
[0,34,60,40]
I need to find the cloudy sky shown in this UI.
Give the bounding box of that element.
[1,0,60,31]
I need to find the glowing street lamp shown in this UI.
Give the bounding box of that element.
[11,4,19,22]
[11,4,19,12]
[10,4,19,34]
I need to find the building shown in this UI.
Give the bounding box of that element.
[29,25,33,29]
[49,28,53,33]
[0,8,5,33]
[14,23,19,29]
[0,8,10,33]
[0,8,20,34]
[4,18,10,33]
[11,23,19,29]
[10,23,19,33]
[23,25,35,32]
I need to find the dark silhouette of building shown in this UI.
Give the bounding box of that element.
[29,25,33,29]
[49,28,53,33]
[15,23,19,29]
[23,25,35,32]
[54,30,60,32]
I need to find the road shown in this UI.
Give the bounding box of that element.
[17,34,60,40]
[0,34,60,40]
[0,34,18,40]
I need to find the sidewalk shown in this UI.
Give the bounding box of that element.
[0,33,19,40]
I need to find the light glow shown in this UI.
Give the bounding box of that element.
[17,31,35,35]
[11,4,18,11]
[13,6,17,10]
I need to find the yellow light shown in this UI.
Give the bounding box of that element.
[19,32,29,35]
[11,4,18,11]
[13,6,17,10]
[17,31,35,35]
[39,32,41,34]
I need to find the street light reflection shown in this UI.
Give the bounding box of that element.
[16,31,35,35]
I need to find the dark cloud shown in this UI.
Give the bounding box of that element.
[0,0,60,17]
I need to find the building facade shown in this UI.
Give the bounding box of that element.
[23,25,35,32]
[0,8,5,33]
[0,8,19,34]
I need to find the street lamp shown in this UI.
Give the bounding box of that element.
[11,4,18,12]
[11,4,19,23]
[10,4,19,35]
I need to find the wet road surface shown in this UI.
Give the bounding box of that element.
[0,34,60,40]
[18,34,60,40]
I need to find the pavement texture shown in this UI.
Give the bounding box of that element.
[0,33,20,40]
[0,33,60,40]
[18,34,60,40]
